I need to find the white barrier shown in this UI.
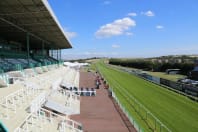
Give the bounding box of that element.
[14,108,83,132]
[30,92,46,113]
[0,82,41,119]
[72,90,96,96]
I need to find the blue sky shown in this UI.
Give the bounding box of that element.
[48,0,198,59]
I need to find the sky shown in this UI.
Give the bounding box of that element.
[48,0,198,59]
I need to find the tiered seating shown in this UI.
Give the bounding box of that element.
[24,68,36,77]
[0,59,14,71]
[0,50,27,71]
[29,59,38,65]
[33,55,58,65]
[0,71,9,87]
[61,68,79,88]
[5,58,22,65]
[18,59,28,66]
[46,56,58,63]
[0,49,61,73]
[0,82,42,131]
[0,49,26,59]
[47,89,80,115]
[0,64,83,132]
[35,66,44,74]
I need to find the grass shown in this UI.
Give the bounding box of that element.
[96,61,198,132]
[110,64,186,82]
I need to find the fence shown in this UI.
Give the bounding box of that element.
[136,73,198,101]
[110,82,171,132]
[14,108,83,132]
[115,65,198,101]
[98,66,171,132]
[73,90,96,96]
[111,90,143,132]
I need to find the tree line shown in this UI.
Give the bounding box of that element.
[109,58,194,75]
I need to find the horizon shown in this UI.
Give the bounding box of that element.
[64,54,198,61]
[48,0,198,60]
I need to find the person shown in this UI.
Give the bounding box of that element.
[105,84,109,89]
[108,88,112,97]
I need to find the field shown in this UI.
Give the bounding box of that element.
[95,61,198,132]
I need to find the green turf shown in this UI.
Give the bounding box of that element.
[96,62,198,132]
[110,64,186,82]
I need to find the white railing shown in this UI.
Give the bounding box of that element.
[51,89,80,114]
[14,108,83,132]
[0,73,9,86]
[14,113,32,132]
[8,76,27,84]
[39,108,83,132]
[24,69,36,77]
[0,83,40,119]
[58,89,80,101]
[51,78,62,90]
[30,92,46,113]
[71,90,96,97]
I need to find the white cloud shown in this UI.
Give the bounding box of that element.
[63,27,77,39]
[84,52,106,56]
[142,10,155,17]
[103,1,111,5]
[95,17,136,38]
[82,51,120,57]
[125,32,133,36]
[112,44,120,48]
[65,31,77,39]
[128,12,137,17]
[156,25,164,29]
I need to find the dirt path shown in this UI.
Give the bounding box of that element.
[71,71,136,132]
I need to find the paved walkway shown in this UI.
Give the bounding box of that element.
[71,71,136,132]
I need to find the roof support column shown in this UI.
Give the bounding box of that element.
[42,41,45,63]
[26,33,30,65]
[57,49,59,60]
[60,49,62,60]
[42,41,45,56]
[50,47,53,58]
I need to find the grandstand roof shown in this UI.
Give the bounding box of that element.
[0,0,72,49]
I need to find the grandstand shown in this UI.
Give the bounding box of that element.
[0,0,83,131]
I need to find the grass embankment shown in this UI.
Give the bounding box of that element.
[96,62,198,132]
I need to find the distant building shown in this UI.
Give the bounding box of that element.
[190,60,198,80]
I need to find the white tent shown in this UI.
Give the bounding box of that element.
[63,62,89,68]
